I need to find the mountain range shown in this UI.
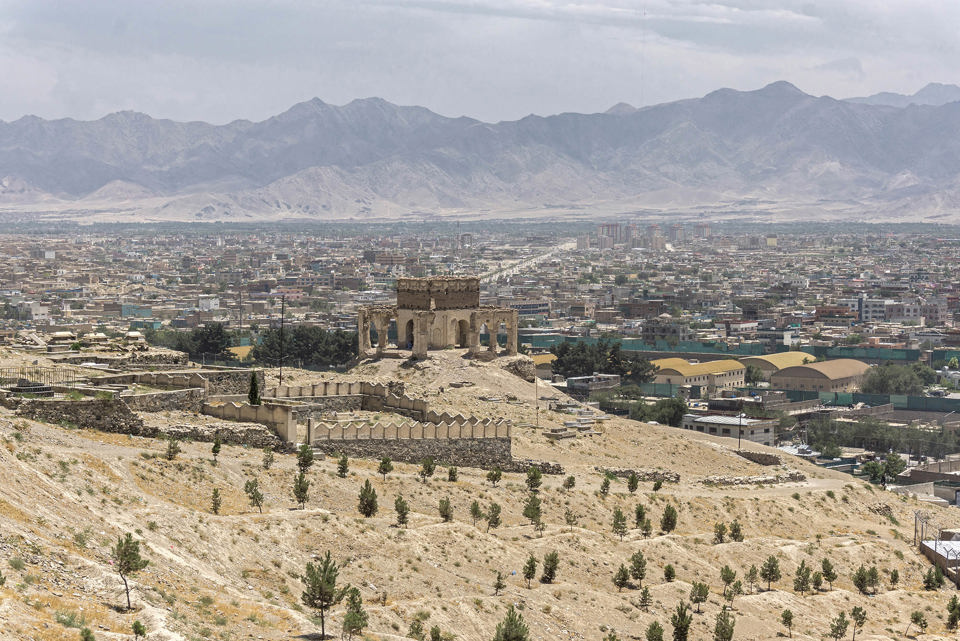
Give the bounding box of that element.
[3,81,960,222]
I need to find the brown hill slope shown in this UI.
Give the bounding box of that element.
[0,352,956,640]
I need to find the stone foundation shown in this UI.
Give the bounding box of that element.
[12,397,152,436]
[122,388,206,413]
[596,467,681,483]
[313,437,512,469]
[735,450,782,466]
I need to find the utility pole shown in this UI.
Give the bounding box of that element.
[737,398,743,451]
[278,295,285,388]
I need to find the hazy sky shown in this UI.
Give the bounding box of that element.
[1,0,958,123]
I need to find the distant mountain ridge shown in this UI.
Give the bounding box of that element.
[4,81,960,221]
[845,82,960,108]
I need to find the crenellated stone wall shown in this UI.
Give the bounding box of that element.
[122,388,206,413]
[314,436,511,469]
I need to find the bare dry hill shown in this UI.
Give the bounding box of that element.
[0,351,957,640]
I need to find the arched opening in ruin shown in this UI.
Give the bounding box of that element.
[479,322,490,346]
[405,319,415,349]
[457,319,469,348]
[369,326,380,348]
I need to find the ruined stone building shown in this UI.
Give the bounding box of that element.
[357,277,518,359]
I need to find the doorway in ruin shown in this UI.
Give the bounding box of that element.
[457,319,469,347]
[405,319,415,349]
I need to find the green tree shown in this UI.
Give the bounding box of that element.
[394,494,410,528]
[342,587,368,639]
[728,519,743,542]
[541,551,559,584]
[744,364,764,385]
[297,443,315,474]
[525,466,542,492]
[132,621,147,640]
[470,500,484,526]
[358,480,378,517]
[713,522,727,544]
[629,551,647,586]
[301,551,348,640]
[80,629,95,641]
[599,477,611,497]
[852,565,869,594]
[438,497,453,522]
[793,560,811,595]
[244,478,264,513]
[613,564,631,592]
[486,503,502,532]
[890,568,899,587]
[251,325,357,369]
[562,475,576,489]
[811,571,823,592]
[293,471,310,509]
[336,452,348,478]
[660,505,678,533]
[211,488,222,515]
[522,493,543,532]
[907,611,926,636]
[522,554,537,588]
[487,467,502,487]
[861,363,924,395]
[612,507,628,540]
[262,446,274,470]
[211,436,222,463]
[821,558,837,590]
[447,466,458,482]
[760,555,781,590]
[645,621,664,641]
[493,604,529,641]
[192,322,236,360]
[248,371,261,405]
[419,457,435,482]
[635,504,647,529]
[713,608,735,641]
[671,602,692,641]
[664,564,676,582]
[640,519,653,538]
[627,472,639,493]
[745,565,759,593]
[165,437,181,461]
[378,457,393,480]
[639,586,653,611]
[850,606,866,641]
[112,533,149,610]
[946,595,960,629]
[493,570,506,596]
[689,582,709,613]
[780,609,793,638]
[829,612,849,641]
[720,565,736,596]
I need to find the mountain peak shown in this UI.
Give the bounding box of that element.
[605,102,637,115]
[757,80,805,96]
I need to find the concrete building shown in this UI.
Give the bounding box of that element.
[651,358,745,394]
[680,413,776,447]
[357,277,518,359]
[769,359,871,393]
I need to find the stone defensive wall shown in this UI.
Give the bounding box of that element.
[263,381,429,420]
[91,369,263,396]
[5,397,153,436]
[310,419,512,469]
[200,401,298,443]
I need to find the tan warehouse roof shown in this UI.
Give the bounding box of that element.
[772,359,870,381]
[740,352,814,370]
[652,357,744,377]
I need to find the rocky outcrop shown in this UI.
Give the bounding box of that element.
[500,355,536,382]
[595,467,680,483]
[700,471,806,486]
[159,421,280,449]
[12,398,152,436]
